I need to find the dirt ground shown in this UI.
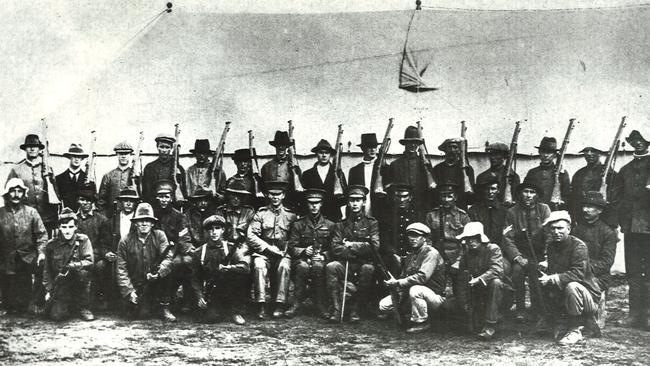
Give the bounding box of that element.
[1,279,648,366]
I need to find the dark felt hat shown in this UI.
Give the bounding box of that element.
[131,203,157,221]
[625,130,650,145]
[579,146,607,154]
[475,174,499,188]
[535,137,558,152]
[269,131,293,147]
[118,186,140,200]
[20,134,44,150]
[581,191,608,208]
[311,139,336,154]
[190,187,214,200]
[77,183,97,202]
[399,126,423,145]
[189,139,214,154]
[357,133,379,148]
[516,179,543,197]
[232,148,252,162]
[438,138,463,152]
[63,143,89,158]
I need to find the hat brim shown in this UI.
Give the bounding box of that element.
[456,232,490,243]
[20,143,45,150]
[534,146,558,152]
[356,143,380,148]
[399,138,423,145]
[118,195,140,200]
[189,149,215,154]
[516,182,544,197]
[63,153,89,158]
[226,188,253,195]
[311,147,336,154]
[269,141,294,147]
[131,216,157,222]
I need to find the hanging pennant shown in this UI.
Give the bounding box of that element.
[399,1,438,92]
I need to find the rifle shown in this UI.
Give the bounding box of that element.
[459,241,475,333]
[129,131,145,196]
[416,121,437,190]
[40,118,62,206]
[460,121,474,194]
[46,240,81,309]
[248,130,266,198]
[207,121,231,195]
[367,240,402,326]
[550,119,576,209]
[502,121,522,205]
[172,124,186,203]
[522,218,547,314]
[287,120,304,192]
[333,124,345,196]
[601,116,626,196]
[148,240,175,276]
[372,118,394,195]
[84,130,97,184]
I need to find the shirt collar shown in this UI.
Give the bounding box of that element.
[362,157,377,165]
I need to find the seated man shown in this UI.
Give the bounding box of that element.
[286,188,335,318]
[191,215,250,325]
[326,185,379,323]
[455,222,511,340]
[43,208,94,321]
[116,203,176,321]
[379,223,446,333]
[538,211,602,345]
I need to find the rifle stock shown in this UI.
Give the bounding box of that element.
[415,121,437,190]
[460,121,473,194]
[248,130,266,198]
[85,130,97,184]
[172,124,186,203]
[502,121,522,205]
[129,131,145,195]
[207,122,231,195]
[373,118,394,195]
[40,118,62,206]
[287,120,304,192]
[603,117,626,196]
[550,119,576,208]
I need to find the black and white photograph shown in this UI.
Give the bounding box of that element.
[0,0,649,364]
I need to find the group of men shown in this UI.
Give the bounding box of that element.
[0,125,648,346]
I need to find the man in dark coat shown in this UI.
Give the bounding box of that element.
[186,187,217,248]
[301,139,346,222]
[571,191,617,330]
[386,126,433,217]
[571,146,617,226]
[185,139,227,203]
[524,137,571,210]
[538,211,602,345]
[55,144,88,212]
[432,138,475,210]
[610,130,650,330]
[468,175,508,247]
[348,133,384,218]
[226,148,262,208]
[141,133,186,204]
[97,141,134,217]
[261,131,303,211]
[475,142,520,205]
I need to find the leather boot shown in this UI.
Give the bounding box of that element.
[284,301,301,318]
[315,286,330,319]
[257,303,268,320]
[328,287,341,322]
[79,308,95,321]
[160,304,177,322]
[349,299,361,323]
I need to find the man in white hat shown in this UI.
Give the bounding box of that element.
[537,210,602,345]
[97,141,134,217]
[43,208,95,321]
[116,202,176,321]
[455,222,511,340]
[0,178,48,314]
[379,222,445,333]
[55,143,89,211]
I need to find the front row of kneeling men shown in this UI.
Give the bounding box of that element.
[3,177,605,345]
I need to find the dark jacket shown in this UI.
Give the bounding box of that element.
[116,229,173,297]
[154,206,192,255]
[424,207,471,264]
[190,240,251,301]
[330,213,380,264]
[432,160,475,210]
[380,202,425,257]
[43,233,94,292]
[571,163,616,225]
[0,204,48,274]
[468,201,508,246]
[396,244,446,295]
[546,235,601,301]
[387,152,432,216]
[348,159,386,219]
[502,202,551,262]
[571,219,617,289]
[301,163,346,222]
[476,165,520,203]
[55,169,87,212]
[610,155,650,234]
[524,163,571,206]
[141,158,186,204]
[287,213,335,261]
[77,209,113,260]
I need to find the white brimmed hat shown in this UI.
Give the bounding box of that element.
[456,222,490,243]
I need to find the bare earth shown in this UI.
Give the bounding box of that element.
[1,281,648,366]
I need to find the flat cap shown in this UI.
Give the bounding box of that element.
[543,210,572,226]
[155,179,176,194]
[113,141,134,152]
[485,142,509,153]
[58,207,78,222]
[155,133,176,144]
[438,138,463,152]
[405,222,431,236]
[202,215,226,229]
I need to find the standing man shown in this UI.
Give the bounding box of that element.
[55,144,88,212]
[455,222,510,340]
[112,187,140,243]
[326,185,379,322]
[116,203,176,321]
[7,134,57,232]
[432,138,475,210]
[571,191,617,329]
[75,184,113,310]
[191,215,251,325]
[186,187,216,248]
[43,208,95,321]
[571,146,617,225]
[247,181,297,319]
[476,142,520,205]
[501,180,551,321]
[611,130,650,330]
[215,181,256,244]
[348,133,383,217]
[386,126,431,217]
[141,133,186,204]
[468,175,508,247]
[97,141,134,217]
[524,137,571,208]
[0,178,48,314]
[425,183,471,270]
[261,131,302,210]
[538,211,602,345]
[186,139,227,202]
[302,139,346,222]
[286,188,335,318]
[226,148,257,206]
[379,223,446,333]
[380,183,424,276]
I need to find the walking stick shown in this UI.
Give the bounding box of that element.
[340,260,349,323]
